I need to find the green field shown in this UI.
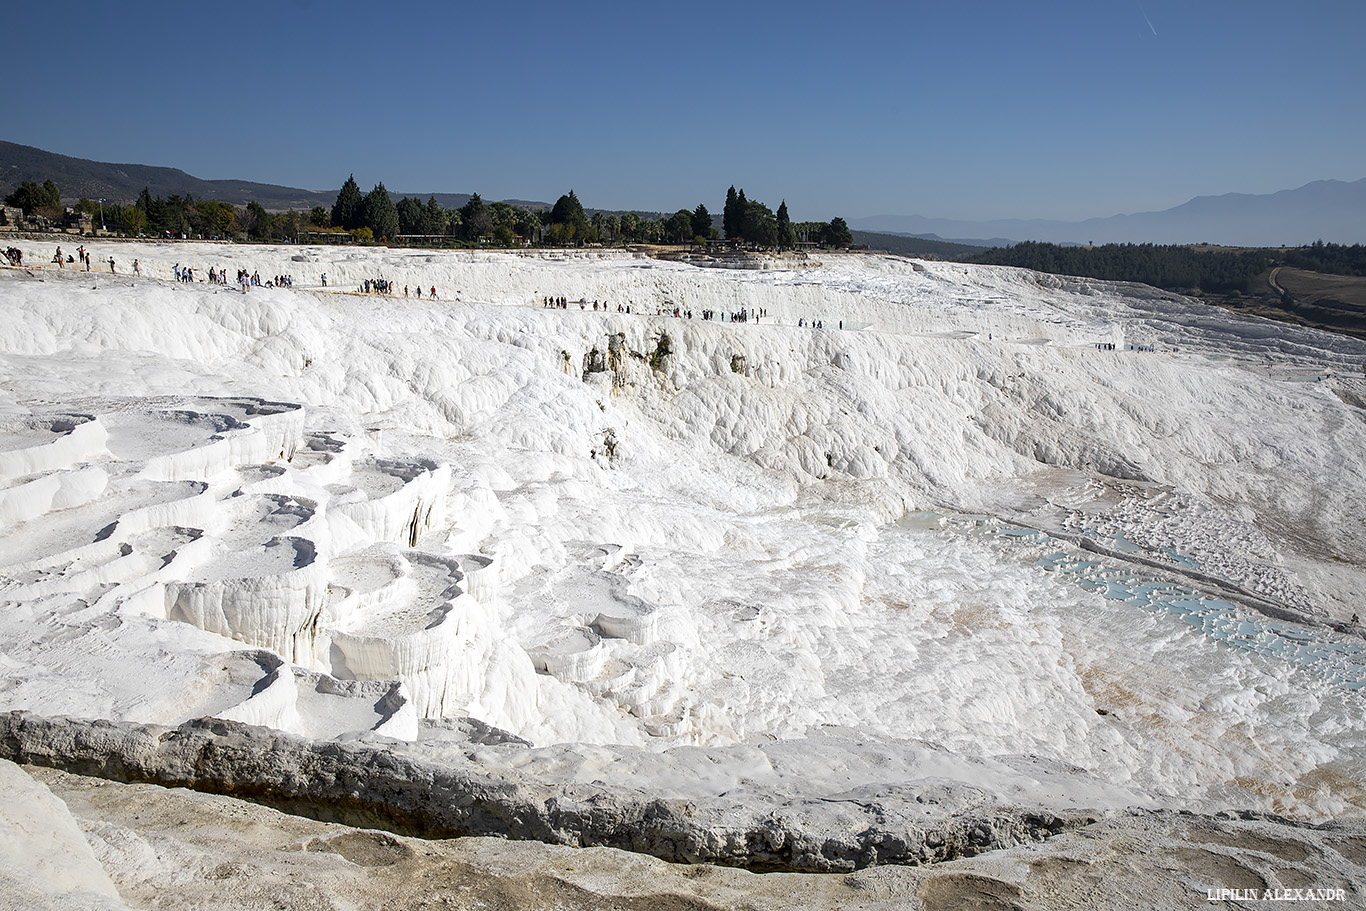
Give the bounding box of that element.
[1206,267,1366,339]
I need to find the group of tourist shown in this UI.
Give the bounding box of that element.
[536,294,849,330]
[1095,342,1155,353]
[45,245,113,273]
[543,296,600,310]
[700,308,764,323]
[542,296,633,313]
[4,247,21,266]
[354,278,441,299]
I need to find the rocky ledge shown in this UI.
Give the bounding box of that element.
[0,711,1088,873]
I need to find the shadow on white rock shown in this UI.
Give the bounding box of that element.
[165,535,326,666]
[329,457,451,547]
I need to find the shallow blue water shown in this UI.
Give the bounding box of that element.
[901,512,1366,692]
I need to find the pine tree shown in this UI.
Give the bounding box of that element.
[331,175,363,231]
[550,190,589,243]
[461,193,492,241]
[244,200,273,240]
[423,195,447,235]
[824,217,852,247]
[396,196,423,235]
[691,203,713,240]
[363,183,399,241]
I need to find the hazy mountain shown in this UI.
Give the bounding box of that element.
[0,141,546,212]
[6,140,1360,246]
[0,140,337,209]
[854,179,1366,247]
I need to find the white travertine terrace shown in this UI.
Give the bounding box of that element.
[2,241,1365,862]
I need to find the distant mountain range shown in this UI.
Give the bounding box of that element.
[853,179,1366,248]
[0,140,542,213]
[0,140,337,210]
[4,140,1361,247]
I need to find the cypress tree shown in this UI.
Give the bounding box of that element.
[776,200,795,249]
[332,175,363,231]
[723,186,739,238]
[362,183,399,240]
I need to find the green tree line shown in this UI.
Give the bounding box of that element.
[967,241,1366,292]
[7,175,854,251]
[967,242,1279,293]
[1281,240,1366,277]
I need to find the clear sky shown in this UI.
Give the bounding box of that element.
[8,0,1364,222]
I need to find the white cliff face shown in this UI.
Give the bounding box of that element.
[0,242,1364,826]
[0,759,129,911]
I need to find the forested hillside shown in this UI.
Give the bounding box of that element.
[969,242,1274,292]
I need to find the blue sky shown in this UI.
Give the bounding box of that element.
[8,0,1364,221]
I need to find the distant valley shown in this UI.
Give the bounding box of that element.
[852,178,1366,248]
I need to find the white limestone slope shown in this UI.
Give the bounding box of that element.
[1,242,1364,828]
[0,759,128,911]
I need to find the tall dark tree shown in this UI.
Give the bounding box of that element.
[162,194,191,236]
[396,196,424,235]
[362,183,398,240]
[41,178,60,212]
[422,195,447,235]
[691,203,713,241]
[242,200,273,240]
[550,190,589,242]
[331,174,363,231]
[666,209,694,243]
[776,200,795,249]
[722,186,739,238]
[460,193,492,241]
[138,188,168,235]
[740,197,776,246]
[823,217,852,247]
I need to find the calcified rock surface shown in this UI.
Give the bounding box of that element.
[3,241,1366,906]
[7,759,1365,911]
[0,712,1083,873]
